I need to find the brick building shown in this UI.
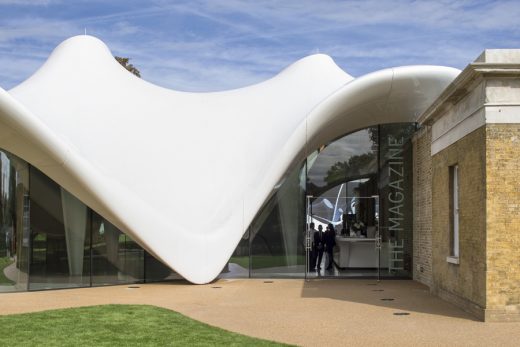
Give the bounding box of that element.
[413,49,520,322]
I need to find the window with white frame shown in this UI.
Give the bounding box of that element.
[448,165,459,262]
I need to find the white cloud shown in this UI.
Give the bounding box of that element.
[0,0,519,91]
[0,17,79,43]
[0,0,59,5]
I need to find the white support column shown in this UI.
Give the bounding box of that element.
[61,188,87,276]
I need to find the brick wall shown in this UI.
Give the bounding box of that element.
[412,126,433,286]
[485,123,520,321]
[431,126,487,319]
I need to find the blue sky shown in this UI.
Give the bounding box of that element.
[0,0,519,91]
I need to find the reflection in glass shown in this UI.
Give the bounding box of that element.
[91,213,144,286]
[91,215,121,285]
[1,121,417,289]
[0,147,181,291]
[306,123,414,279]
[250,162,306,278]
[120,234,144,283]
[28,167,90,289]
[144,251,182,282]
[221,230,249,279]
[307,127,378,239]
[307,127,378,198]
[0,151,29,292]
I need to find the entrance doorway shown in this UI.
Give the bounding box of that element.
[305,193,382,280]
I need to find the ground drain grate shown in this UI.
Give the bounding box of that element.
[264,281,274,283]
[372,289,384,292]
[380,298,395,301]
[127,286,140,289]
[366,283,378,286]
[211,286,222,289]
[393,312,410,316]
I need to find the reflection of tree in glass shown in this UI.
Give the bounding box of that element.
[325,152,376,186]
[368,126,378,149]
[378,124,416,158]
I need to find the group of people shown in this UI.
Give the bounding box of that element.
[339,213,367,237]
[307,222,336,271]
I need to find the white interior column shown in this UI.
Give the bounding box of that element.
[104,221,121,268]
[61,188,87,276]
[277,165,305,267]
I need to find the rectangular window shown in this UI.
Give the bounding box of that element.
[448,165,459,263]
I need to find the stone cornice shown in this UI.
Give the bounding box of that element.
[417,63,520,126]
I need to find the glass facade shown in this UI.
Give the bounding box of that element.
[0,152,29,292]
[249,162,306,278]
[0,122,415,291]
[90,212,145,286]
[378,123,415,276]
[29,167,92,289]
[0,148,181,293]
[305,124,415,278]
[226,123,416,279]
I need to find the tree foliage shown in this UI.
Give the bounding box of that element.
[325,152,377,186]
[115,56,141,78]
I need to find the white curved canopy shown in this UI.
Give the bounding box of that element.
[0,35,459,283]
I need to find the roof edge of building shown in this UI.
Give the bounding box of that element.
[417,49,520,126]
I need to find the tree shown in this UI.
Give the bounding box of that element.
[115,56,141,78]
[324,152,377,186]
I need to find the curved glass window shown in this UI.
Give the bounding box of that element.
[306,123,415,278]
[307,127,378,230]
[307,127,378,198]
[237,123,416,279]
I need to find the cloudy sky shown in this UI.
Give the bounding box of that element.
[0,0,519,91]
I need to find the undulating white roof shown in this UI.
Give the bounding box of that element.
[0,35,459,283]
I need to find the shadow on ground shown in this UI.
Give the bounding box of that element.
[300,279,478,321]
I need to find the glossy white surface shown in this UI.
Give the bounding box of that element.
[0,35,459,283]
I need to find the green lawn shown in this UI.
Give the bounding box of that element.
[0,257,14,285]
[0,304,291,347]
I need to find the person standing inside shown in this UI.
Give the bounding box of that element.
[325,223,336,270]
[313,225,325,270]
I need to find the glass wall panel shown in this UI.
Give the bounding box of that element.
[91,212,145,286]
[220,230,249,279]
[0,148,178,291]
[91,213,122,285]
[305,124,415,279]
[144,251,182,282]
[306,128,378,236]
[120,234,144,283]
[28,167,90,289]
[0,151,29,292]
[378,123,415,277]
[306,128,379,277]
[307,127,378,198]
[250,162,306,278]
[307,195,380,278]
[1,122,417,288]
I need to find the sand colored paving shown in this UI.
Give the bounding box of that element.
[1,279,520,346]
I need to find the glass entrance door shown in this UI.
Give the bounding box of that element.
[305,192,381,280]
